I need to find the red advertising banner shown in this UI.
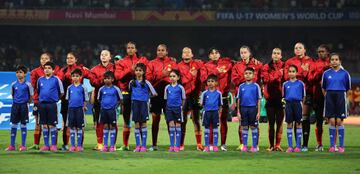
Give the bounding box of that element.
[48,10,132,20]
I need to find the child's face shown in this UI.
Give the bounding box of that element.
[157,45,168,58]
[71,73,81,83]
[134,67,144,78]
[240,48,251,60]
[169,72,179,83]
[104,76,114,85]
[100,50,111,63]
[207,79,217,88]
[182,47,193,63]
[288,67,297,79]
[44,65,54,76]
[66,53,77,66]
[16,70,25,80]
[330,55,341,68]
[209,49,220,61]
[271,49,282,61]
[126,43,137,56]
[294,43,306,57]
[244,70,254,81]
[40,53,50,66]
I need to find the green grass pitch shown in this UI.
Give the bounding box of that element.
[0,115,360,174]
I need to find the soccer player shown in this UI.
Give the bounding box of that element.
[200,74,223,152]
[232,45,263,151]
[89,50,115,151]
[261,48,285,151]
[309,45,331,151]
[130,63,157,152]
[146,44,178,151]
[114,41,148,151]
[6,65,34,151]
[60,52,91,151]
[202,48,232,151]
[66,69,89,152]
[322,53,351,153]
[38,62,64,152]
[283,65,306,153]
[284,42,314,152]
[98,71,123,152]
[177,47,205,151]
[29,52,62,150]
[237,67,261,152]
[164,70,186,152]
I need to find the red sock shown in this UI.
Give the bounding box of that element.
[123,128,130,147]
[209,124,213,145]
[315,128,323,146]
[34,124,42,145]
[96,124,104,144]
[115,126,118,145]
[238,126,243,144]
[257,127,260,145]
[195,131,202,145]
[63,127,70,145]
[151,115,160,146]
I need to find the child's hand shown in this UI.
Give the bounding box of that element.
[237,111,241,121]
[83,106,88,112]
[256,113,260,121]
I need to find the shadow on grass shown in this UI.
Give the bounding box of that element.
[1,145,360,161]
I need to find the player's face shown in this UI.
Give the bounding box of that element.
[244,70,254,81]
[330,55,341,68]
[294,43,306,57]
[288,67,297,79]
[182,47,193,63]
[317,47,329,59]
[66,53,77,66]
[16,70,25,80]
[271,49,282,61]
[44,66,54,76]
[126,43,137,56]
[240,48,251,60]
[100,50,111,63]
[157,45,168,58]
[209,49,220,61]
[207,79,217,88]
[40,53,51,66]
[169,72,179,84]
[104,77,114,85]
[71,73,81,83]
[134,67,144,78]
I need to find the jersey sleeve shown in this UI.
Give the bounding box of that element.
[145,80,157,96]
[115,86,123,100]
[56,77,64,94]
[255,83,262,100]
[164,85,169,100]
[345,71,351,91]
[83,86,89,102]
[65,86,71,100]
[10,81,16,97]
[26,82,34,96]
[180,85,186,100]
[218,90,223,106]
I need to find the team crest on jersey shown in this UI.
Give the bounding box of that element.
[242,88,245,91]
[328,76,332,79]
[287,86,290,89]
[103,92,106,94]
[40,83,43,86]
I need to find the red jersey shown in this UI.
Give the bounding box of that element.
[30,65,63,104]
[284,56,314,94]
[146,57,178,96]
[261,60,284,100]
[178,59,205,97]
[309,57,330,99]
[202,58,233,94]
[231,58,263,93]
[114,55,148,92]
[89,63,115,98]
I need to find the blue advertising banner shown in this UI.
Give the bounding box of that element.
[216,10,360,21]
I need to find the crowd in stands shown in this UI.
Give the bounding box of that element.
[1,0,360,10]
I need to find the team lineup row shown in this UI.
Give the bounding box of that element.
[6,42,351,153]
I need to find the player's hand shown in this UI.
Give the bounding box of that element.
[83,106,88,112]
[256,113,260,121]
[190,68,198,76]
[237,111,241,120]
